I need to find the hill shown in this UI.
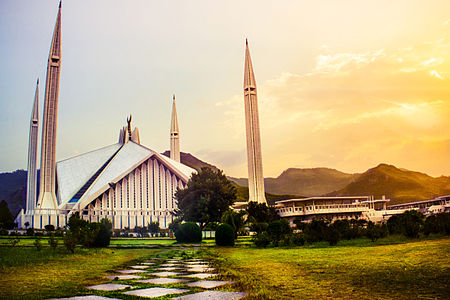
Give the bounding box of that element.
[328,164,450,205]
[162,151,219,172]
[230,168,358,196]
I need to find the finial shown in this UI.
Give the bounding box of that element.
[59,1,62,8]
[246,38,248,46]
[37,78,39,84]
[173,94,175,101]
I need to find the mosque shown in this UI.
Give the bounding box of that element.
[15,3,196,229]
[15,2,268,230]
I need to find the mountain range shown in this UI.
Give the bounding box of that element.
[1,152,449,216]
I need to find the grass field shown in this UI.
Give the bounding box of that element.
[208,236,450,299]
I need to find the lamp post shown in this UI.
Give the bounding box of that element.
[108,182,116,232]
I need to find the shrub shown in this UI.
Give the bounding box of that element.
[93,219,111,247]
[215,223,235,246]
[324,226,340,246]
[34,237,42,251]
[8,237,20,247]
[175,222,202,243]
[26,228,34,236]
[267,219,292,246]
[45,224,55,232]
[64,231,77,253]
[253,232,271,248]
[48,234,58,250]
[366,221,387,242]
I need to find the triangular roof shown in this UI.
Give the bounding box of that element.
[66,141,195,210]
[56,143,122,206]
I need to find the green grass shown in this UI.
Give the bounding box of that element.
[208,236,450,299]
[0,247,161,299]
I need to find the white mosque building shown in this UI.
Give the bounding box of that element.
[15,3,195,230]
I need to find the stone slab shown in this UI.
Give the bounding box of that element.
[116,269,146,274]
[49,296,120,300]
[161,263,182,267]
[183,273,219,279]
[186,280,234,289]
[130,265,149,269]
[124,287,188,298]
[105,275,141,280]
[141,262,154,265]
[136,278,189,284]
[184,261,208,265]
[156,267,183,271]
[173,291,248,300]
[86,283,130,291]
[150,271,183,277]
[185,264,209,268]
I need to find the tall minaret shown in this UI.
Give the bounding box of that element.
[170,95,181,162]
[37,2,62,211]
[243,40,266,204]
[26,79,39,214]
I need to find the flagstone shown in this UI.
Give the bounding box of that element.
[141,262,154,265]
[173,291,248,300]
[105,275,142,280]
[130,265,150,269]
[49,296,120,300]
[186,280,234,289]
[156,267,183,271]
[187,267,215,273]
[86,283,131,291]
[182,273,219,279]
[136,278,189,284]
[116,269,146,274]
[124,287,188,298]
[150,271,183,277]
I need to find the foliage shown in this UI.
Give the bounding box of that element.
[365,221,388,242]
[45,224,55,232]
[387,210,424,238]
[221,210,245,237]
[266,219,292,246]
[148,221,160,236]
[423,212,450,235]
[215,223,235,246]
[0,200,15,229]
[134,226,148,237]
[48,234,58,250]
[175,222,202,243]
[174,167,237,229]
[8,236,20,247]
[33,236,42,251]
[26,228,35,236]
[246,201,279,224]
[168,218,181,232]
[64,213,111,250]
[63,231,77,253]
[253,231,271,248]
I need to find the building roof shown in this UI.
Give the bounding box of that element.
[56,141,196,208]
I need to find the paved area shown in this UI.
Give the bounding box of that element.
[50,248,248,299]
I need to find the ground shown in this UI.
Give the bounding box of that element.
[0,235,449,299]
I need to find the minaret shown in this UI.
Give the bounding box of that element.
[26,79,39,214]
[37,2,62,211]
[170,95,180,162]
[243,40,266,204]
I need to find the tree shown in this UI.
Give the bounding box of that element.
[174,167,236,229]
[0,200,15,230]
[221,210,245,237]
[148,222,160,237]
[246,201,279,224]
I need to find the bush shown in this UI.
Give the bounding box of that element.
[26,228,34,236]
[215,223,235,246]
[324,226,339,246]
[253,231,271,248]
[175,222,202,243]
[64,231,77,253]
[48,234,58,250]
[45,224,55,232]
[267,219,291,246]
[93,219,111,247]
[33,237,42,251]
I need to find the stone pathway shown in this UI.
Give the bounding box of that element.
[50,248,248,299]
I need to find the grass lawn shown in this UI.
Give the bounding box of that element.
[0,247,164,299]
[208,236,450,299]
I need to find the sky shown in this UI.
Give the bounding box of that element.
[0,0,449,178]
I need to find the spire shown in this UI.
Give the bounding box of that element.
[26,79,40,213]
[244,40,256,90]
[37,3,62,211]
[170,94,180,162]
[243,40,266,204]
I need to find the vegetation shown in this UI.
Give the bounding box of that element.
[215,223,235,246]
[209,236,450,299]
[63,213,112,251]
[174,167,236,229]
[0,247,160,299]
[174,222,202,243]
[0,200,15,230]
[221,210,245,237]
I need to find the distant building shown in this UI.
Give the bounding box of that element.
[387,195,450,215]
[275,196,390,225]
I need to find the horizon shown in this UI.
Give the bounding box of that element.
[1,0,450,178]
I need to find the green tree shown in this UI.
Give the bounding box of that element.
[0,200,15,230]
[174,167,236,229]
[148,221,160,237]
[221,210,245,237]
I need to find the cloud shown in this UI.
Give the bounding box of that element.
[219,37,450,177]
